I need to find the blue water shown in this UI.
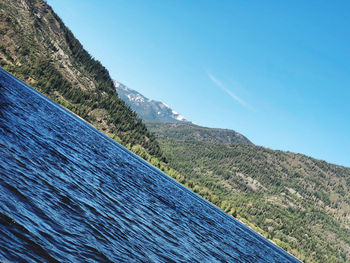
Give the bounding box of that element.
[0,68,300,262]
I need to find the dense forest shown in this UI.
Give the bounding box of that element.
[147,122,350,263]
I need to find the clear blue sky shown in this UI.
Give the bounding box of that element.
[47,0,350,167]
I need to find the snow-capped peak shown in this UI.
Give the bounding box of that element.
[114,80,191,123]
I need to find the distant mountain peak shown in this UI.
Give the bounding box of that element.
[115,81,191,123]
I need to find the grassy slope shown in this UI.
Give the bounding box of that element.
[147,123,350,263]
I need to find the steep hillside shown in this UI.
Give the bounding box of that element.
[0,0,163,159]
[147,122,252,144]
[148,123,350,263]
[115,81,190,123]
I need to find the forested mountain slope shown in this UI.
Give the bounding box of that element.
[147,123,350,263]
[0,0,163,159]
[147,122,252,144]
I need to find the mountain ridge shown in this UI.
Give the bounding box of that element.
[146,122,252,145]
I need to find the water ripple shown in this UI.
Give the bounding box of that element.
[0,68,299,262]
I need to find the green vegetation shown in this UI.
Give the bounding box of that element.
[0,0,163,160]
[147,123,350,263]
[147,122,252,144]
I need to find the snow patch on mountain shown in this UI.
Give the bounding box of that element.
[114,81,191,123]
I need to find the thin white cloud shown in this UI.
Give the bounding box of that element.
[207,72,249,108]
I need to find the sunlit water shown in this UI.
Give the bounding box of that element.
[0,68,299,262]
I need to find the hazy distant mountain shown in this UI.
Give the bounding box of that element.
[115,82,251,145]
[146,122,252,145]
[115,81,191,123]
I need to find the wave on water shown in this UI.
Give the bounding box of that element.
[0,68,300,262]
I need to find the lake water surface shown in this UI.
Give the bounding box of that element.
[0,68,299,262]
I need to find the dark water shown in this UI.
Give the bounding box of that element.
[0,68,299,263]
